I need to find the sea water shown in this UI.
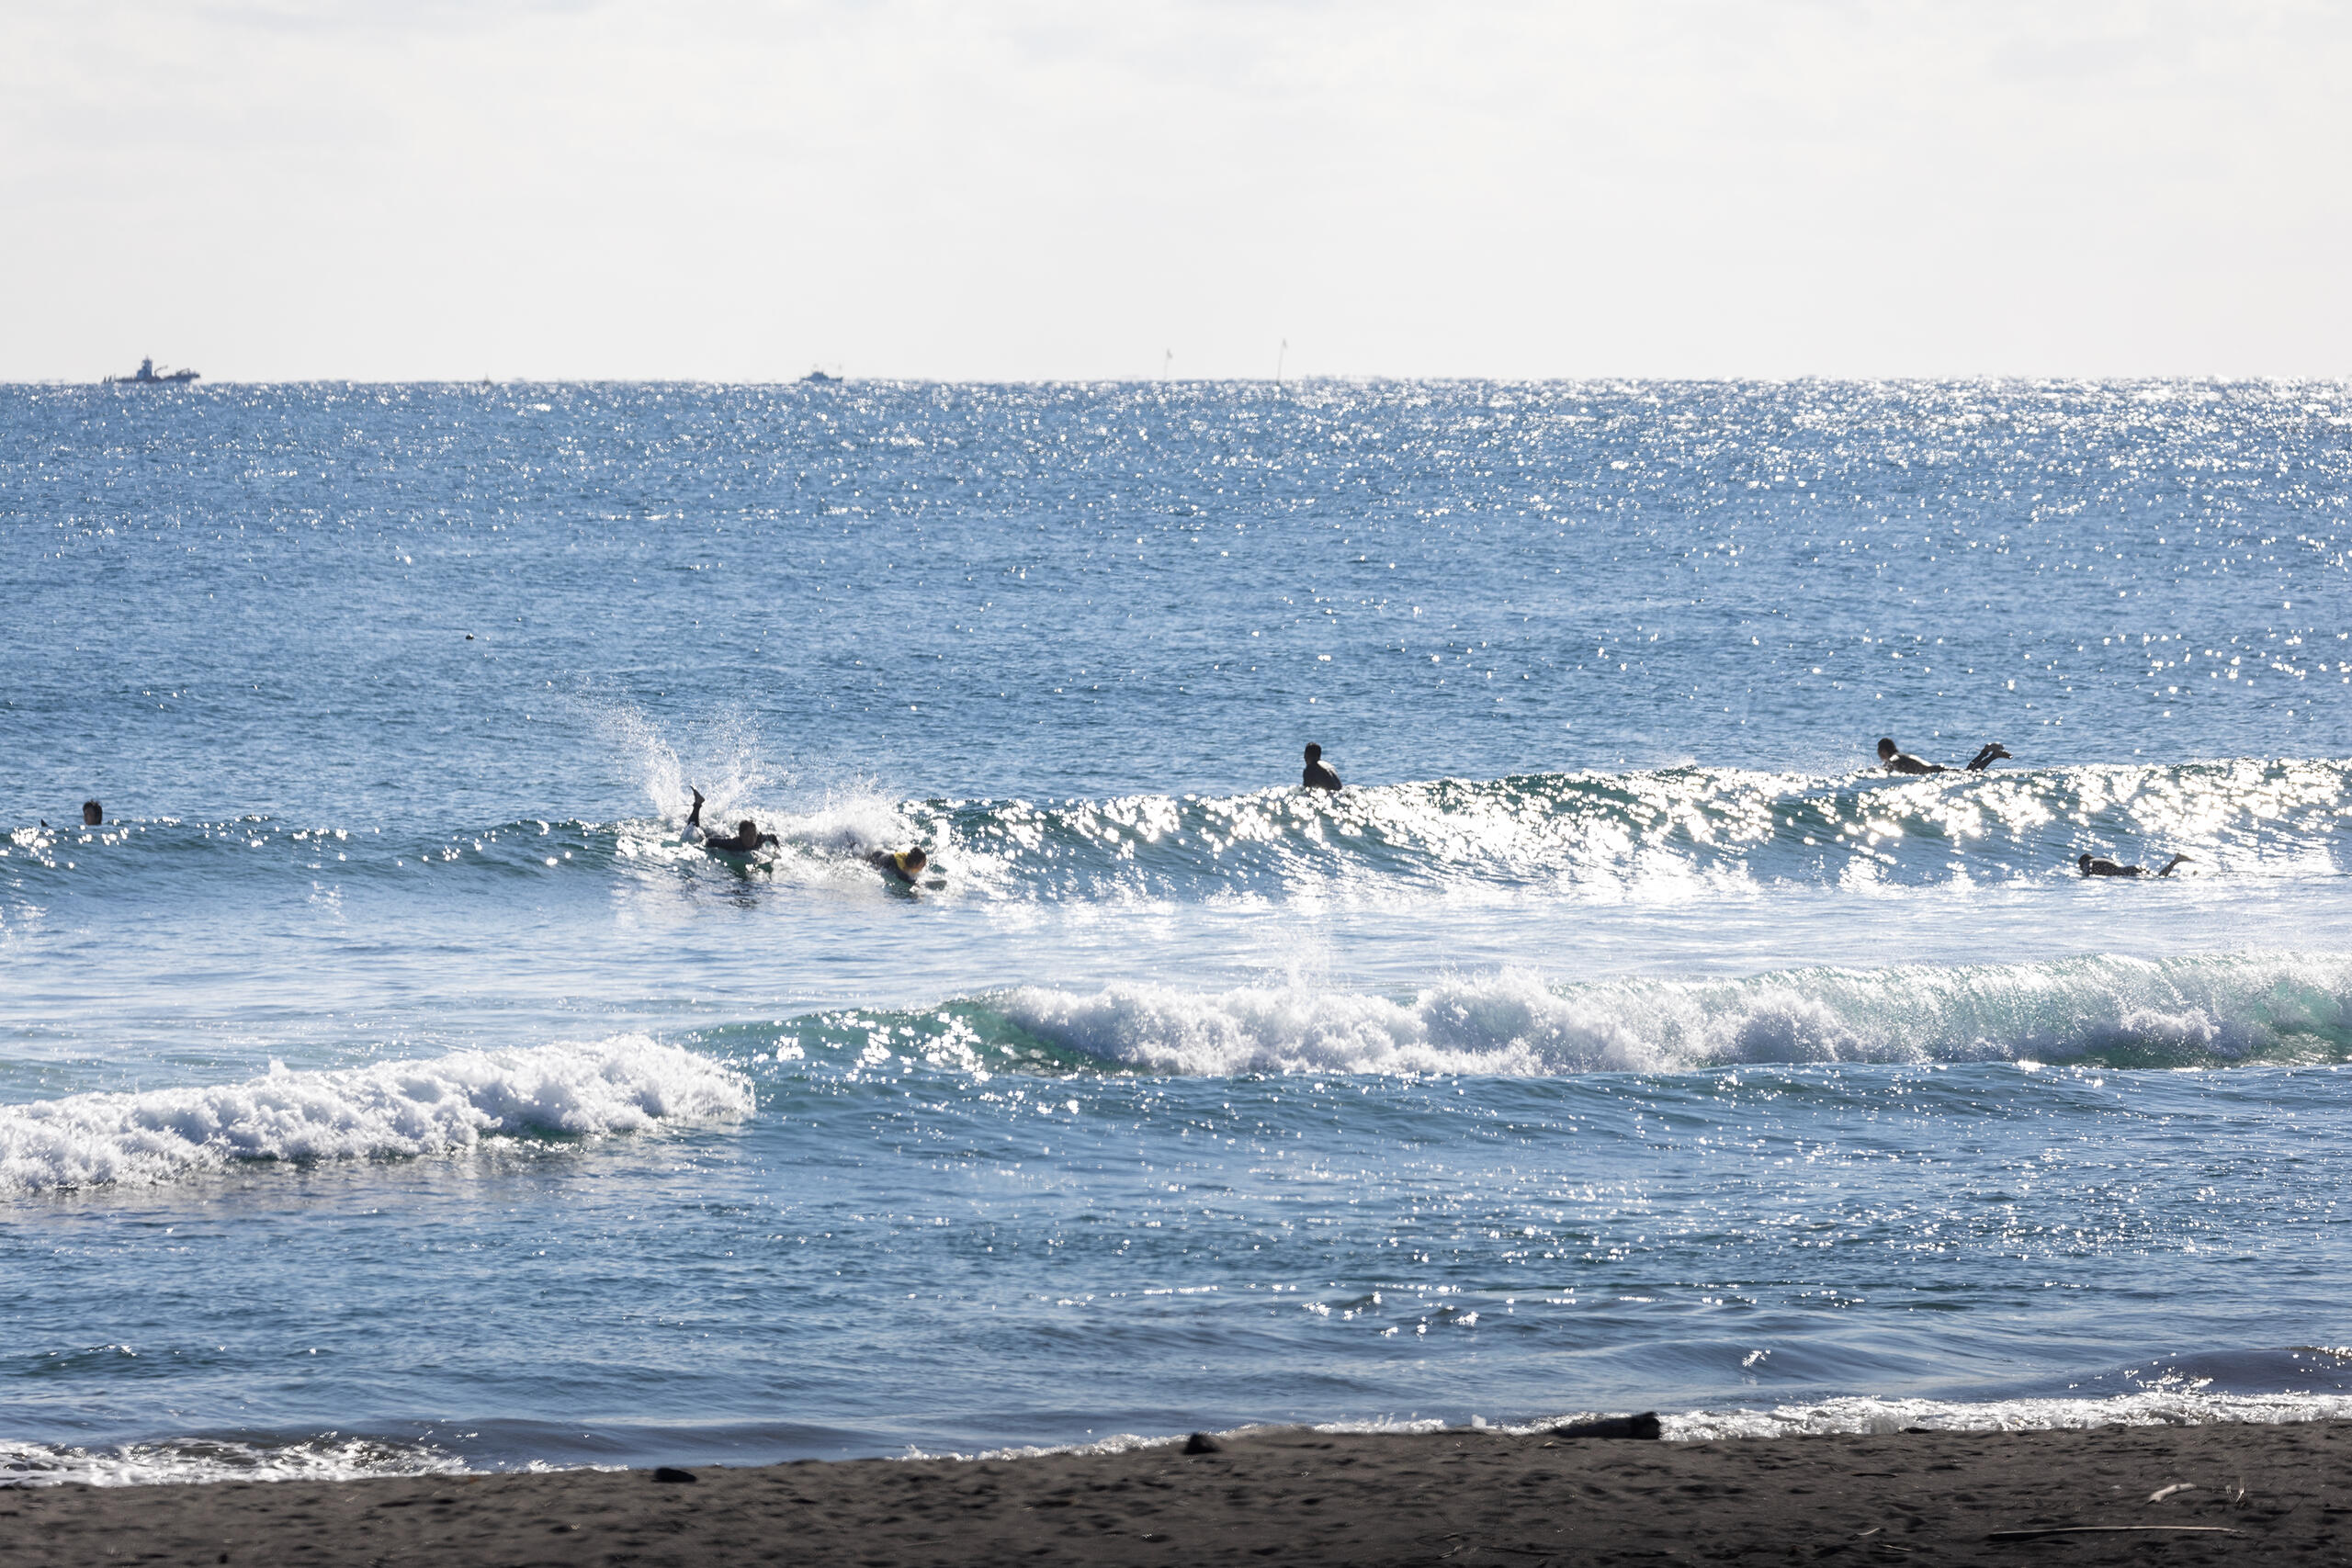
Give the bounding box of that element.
[6,378,2352,1483]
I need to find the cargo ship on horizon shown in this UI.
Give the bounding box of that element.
[105,355,199,385]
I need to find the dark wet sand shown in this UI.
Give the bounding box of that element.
[5,1421,2347,1566]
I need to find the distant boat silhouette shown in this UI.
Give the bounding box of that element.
[106,356,199,386]
[802,368,839,384]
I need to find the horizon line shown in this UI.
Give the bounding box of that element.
[8,372,2352,389]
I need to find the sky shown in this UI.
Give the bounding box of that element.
[4,0,2348,381]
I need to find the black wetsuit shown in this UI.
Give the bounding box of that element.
[1303,760,1342,791]
[1881,743,2007,776]
[2079,853,2187,879]
[701,828,776,853]
[684,794,774,853]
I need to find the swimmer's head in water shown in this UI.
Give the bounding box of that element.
[2078,853,2095,871]
[738,820,757,840]
[1876,739,1898,761]
[82,799,102,825]
[904,846,930,873]
[1304,743,1323,762]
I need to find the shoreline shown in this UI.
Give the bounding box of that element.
[4,1420,2340,1565]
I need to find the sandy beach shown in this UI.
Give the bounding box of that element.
[4,1420,2341,1566]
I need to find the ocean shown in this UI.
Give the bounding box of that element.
[6,378,2352,1484]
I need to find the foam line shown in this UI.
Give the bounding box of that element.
[917,1388,2352,1464]
[1659,1391,2352,1439]
[792,952,2352,1075]
[0,1437,473,1488]
[0,1037,752,1195]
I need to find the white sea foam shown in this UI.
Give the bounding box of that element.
[1656,1391,2352,1439]
[991,952,2352,1075]
[910,1389,2352,1466]
[774,784,960,882]
[29,1388,2352,1483]
[0,1037,752,1195]
[938,758,2352,904]
[1311,1388,2352,1440]
[0,1436,476,1488]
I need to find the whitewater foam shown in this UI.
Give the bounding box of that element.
[960,952,2352,1074]
[1304,1388,2352,1441]
[23,1389,2352,1484]
[0,1435,475,1489]
[911,1388,2352,1466]
[1658,1391,2352,1440]
[926,759,2352,904]
[0,1037,752,1194]
[17,759,2352,910]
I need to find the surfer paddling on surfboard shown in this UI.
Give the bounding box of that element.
[867,845,931,886]
[685,788,777,854]
[1877,738,2011,775]
[2078,852,2189,878]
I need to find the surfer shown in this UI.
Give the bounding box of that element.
[2078,852,2189,878]
[1302,743,1342,792]
[684,788,776,854]
[1877,738,2011,775]
[81,799,102,826]
[867,845,931,886]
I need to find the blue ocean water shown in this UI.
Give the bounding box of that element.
[7,378,2352,1483]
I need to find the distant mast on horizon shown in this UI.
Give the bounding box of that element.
[105,355,199,386]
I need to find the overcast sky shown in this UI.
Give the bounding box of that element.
[5,0,2347,381]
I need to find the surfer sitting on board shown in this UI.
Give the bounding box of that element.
[867,845,931,886]
[685,788,777,854]
[1302,742,1342,792]
[2078,852,2188,879]
[1877,738,2011,775]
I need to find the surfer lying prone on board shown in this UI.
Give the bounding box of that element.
[2078,852,2189,878]
[868,845,931,886]
[685,788,777,854]
[1877,738,2011,775]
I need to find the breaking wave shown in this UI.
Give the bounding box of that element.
[786,952,2352,1076]
[929,756,2352,900]
[0,1037,752,1195]
[12,757,2352,904]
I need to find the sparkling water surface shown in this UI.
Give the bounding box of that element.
[6,379,2352,1481]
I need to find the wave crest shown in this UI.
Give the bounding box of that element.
[15,758,2352,905]
[787,953,2352,1076]
[922,758,2352,902]
[0,1038,752,1194]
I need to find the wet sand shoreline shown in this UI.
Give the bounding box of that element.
[3,1420,2343,1565]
